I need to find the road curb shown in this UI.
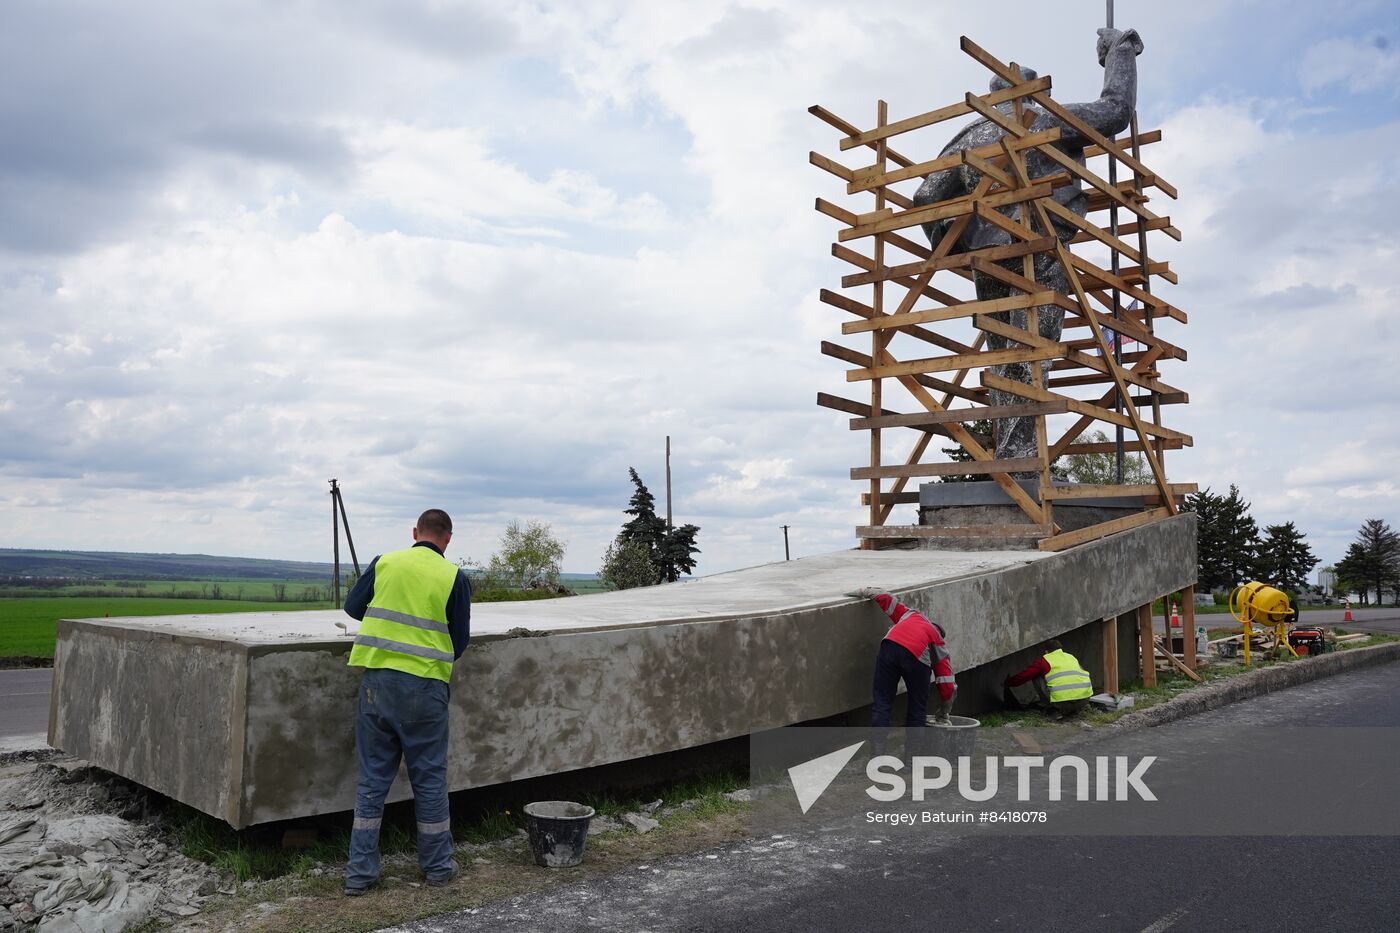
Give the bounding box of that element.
[1104,640,1400,733]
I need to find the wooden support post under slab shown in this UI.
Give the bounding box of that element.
[1136,603,1156,688]
[1102,616,1119,696]
[1180,585,1197,670]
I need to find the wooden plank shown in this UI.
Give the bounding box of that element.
[838,183,1053,242]
[958,36,1178,199]
[821,287,974,356]
[1071,253,1187,325]
[1180,586,1197,670]
[981,373,1192,444]
[1040,483,1198,501]
[1154,638,1203,682]
[961,149,1017,190]
[1041,197,1143,265]
[878,348,1048,525]
[821,340,870,367]
[831,246,969,330]
[850,345,1062,381]
[817,391,901,418]
[860,491,920,506]
[852,400,1067,431]
[842,290,1060,335]
[961,90,1165,228]
[1060,439,1186,455]
[808,105,915,168]
[1047,348,1167,459]
[851,457,1042,480]
[857,524,1049,538]
[810,151,915,210]
[839,76,1053,149]
[1056,242,1177,511]
[1083,130,1161,159]
[1103,617,1119,695]
[1069,216,1171,245]
[1137,604,1156,688]
[1040,507,1172,552]
[846,128,1062,195]
[840,236,1055,288]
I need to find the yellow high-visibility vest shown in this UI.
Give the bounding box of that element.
[347,546,458,683]
[1043,648,1093,702]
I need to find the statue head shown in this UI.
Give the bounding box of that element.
[989,65,1037,92]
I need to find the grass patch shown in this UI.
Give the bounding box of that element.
[0,597,335,658]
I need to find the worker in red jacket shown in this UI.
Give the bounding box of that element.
[855,589,957,726]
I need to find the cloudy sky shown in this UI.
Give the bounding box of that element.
[2,0,1397,576]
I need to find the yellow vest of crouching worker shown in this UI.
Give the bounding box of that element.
[347,546,458,683]
[1043,648,1094,702]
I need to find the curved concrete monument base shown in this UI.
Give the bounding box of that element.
[50,514,1194,828]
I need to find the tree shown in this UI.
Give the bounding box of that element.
[1183,485,1260,592]
[488,519,567,590]
[1255,521,1318,593]
[617,468,702,582]
[936,420,992,483]
[1058,429,1153,485]
[1341,519,1400,606]
[656,523,701,581]
[599,537,657,590]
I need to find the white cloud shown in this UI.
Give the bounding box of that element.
[1301,35,1400,96]
[1,0,1397,576]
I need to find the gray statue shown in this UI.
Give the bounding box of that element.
[913,27,1144,464]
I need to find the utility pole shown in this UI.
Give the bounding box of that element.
[665,436,673,532]
[330,479,341,609]
[329,479,362,609]
[781,525,791,561]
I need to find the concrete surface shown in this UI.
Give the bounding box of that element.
[0,669,50,739]
[51,514,1195,827]
[383,660,1400,933]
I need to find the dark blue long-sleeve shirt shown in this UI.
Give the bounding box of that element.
[343,540,471,659]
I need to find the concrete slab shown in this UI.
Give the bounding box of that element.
[51,514,1194,827]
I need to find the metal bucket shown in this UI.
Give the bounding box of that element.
[925,714,980,758]
[523,801,595,868]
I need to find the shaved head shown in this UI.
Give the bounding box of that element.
[415,509,453,538]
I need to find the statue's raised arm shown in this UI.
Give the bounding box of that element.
[1048,27,1145,146]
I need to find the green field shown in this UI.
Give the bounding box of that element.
[0,597,336,658]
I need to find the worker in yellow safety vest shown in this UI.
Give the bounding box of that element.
[1003,639,1094,718]
[341,509,472,896]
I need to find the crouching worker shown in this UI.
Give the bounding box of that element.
[1003,639,1093,719]
[341,509,472,896]
[855,589,956,726]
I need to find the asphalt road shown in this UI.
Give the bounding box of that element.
[1154,605,1400,633]
[391,659,1400,933]
[0,668,50,739]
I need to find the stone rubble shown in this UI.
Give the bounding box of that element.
[0,763,223,933]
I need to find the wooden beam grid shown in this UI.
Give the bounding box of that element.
[811,37,1191,549]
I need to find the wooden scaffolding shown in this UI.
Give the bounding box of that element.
[811,36,1195,553]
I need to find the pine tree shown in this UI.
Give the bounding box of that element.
[1255,521,1318,594]
[617,467,702,584]
[937,420,992,483]
[1184,485,1261,591]
[1348,519,1400,605]
[1183,488,1226,591]
[621,467,667,548]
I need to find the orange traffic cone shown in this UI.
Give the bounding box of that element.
[1170,603,1181,629]
[1343,600,1352,623]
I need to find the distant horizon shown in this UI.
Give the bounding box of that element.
[0,546,607,580]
